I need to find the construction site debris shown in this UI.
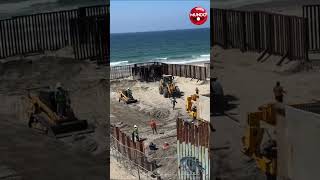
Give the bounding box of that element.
[150,108,170,119]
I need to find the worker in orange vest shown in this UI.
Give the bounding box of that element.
[150,119,158,134]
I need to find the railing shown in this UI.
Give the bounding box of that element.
[70,15,109,64]
[212,8,309,61]
[0,5,109,64]
[111,62,208,81]
[111,126,155,172]
[303,4,320,52]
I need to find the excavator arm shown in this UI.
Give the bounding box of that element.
[28,94,60,125]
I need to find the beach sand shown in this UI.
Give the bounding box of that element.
[110,156,136,180]
[109,63,210,179]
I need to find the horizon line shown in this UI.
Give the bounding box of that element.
[110,27,209,35]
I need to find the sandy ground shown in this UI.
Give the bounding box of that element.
[110,156,136,180]
[110,70,210,179]
[0,48,109,179]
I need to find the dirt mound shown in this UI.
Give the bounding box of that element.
[150,108,170,119]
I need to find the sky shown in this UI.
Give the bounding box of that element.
[111,1,210,34]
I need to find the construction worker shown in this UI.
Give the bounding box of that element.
[273,81,286,103]
[150,119,158,134]
[191,103,197,120]
[132,125,139,142]
[55,82,68,117]
[195,87,199,95]
[171,97,177,110]
[212,77,224,115]
[127,88,132,98]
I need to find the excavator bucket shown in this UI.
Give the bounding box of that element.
[50,120,94,138]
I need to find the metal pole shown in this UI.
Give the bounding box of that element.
[137,165,141,180]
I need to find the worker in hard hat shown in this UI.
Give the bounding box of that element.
[54,82,69,117]
[171,97,178,110]
[132,125,139,142]
[273,81,286,103]
[191,103,197,120]
[127,88,132,98]
[195,87,199,95]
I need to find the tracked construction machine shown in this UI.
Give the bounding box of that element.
[27,88,93,138]
[159,75,181,98]
[242,103,277,180]
[117,89,138,104]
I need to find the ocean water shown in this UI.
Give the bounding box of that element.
[110,28,210,66]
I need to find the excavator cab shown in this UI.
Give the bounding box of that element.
[159,75,180,98]
[162,75,173,84]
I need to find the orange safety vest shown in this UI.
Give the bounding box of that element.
[150,120,157,128]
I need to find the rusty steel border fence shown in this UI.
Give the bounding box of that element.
[303,4,320,52]
[111,126,155,172]
[176,118,210,180]
[110,62,208,81]
[0,5,109,64]
[70,15,109,64]
[212,8,309,61]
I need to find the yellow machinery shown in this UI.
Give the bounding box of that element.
[117,89,138,104]
[186,94,199,120]
[27,89,93,138]
[242,103,277,180]
[159,75,181,98]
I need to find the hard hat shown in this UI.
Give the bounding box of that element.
[56,82,62,89]
[134,125,137,128]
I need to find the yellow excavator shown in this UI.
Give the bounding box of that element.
[186,94,199,120]
[117,89,138,104]
[159,75,181,98]
[27,88,93,138]
[242,103,277,180]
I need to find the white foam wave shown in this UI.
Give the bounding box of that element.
[154,57,168,60]
[110,61,129,66]
[164,56,209,65]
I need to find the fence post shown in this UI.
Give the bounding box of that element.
[222,9,228,48]
[241,11,247,52]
